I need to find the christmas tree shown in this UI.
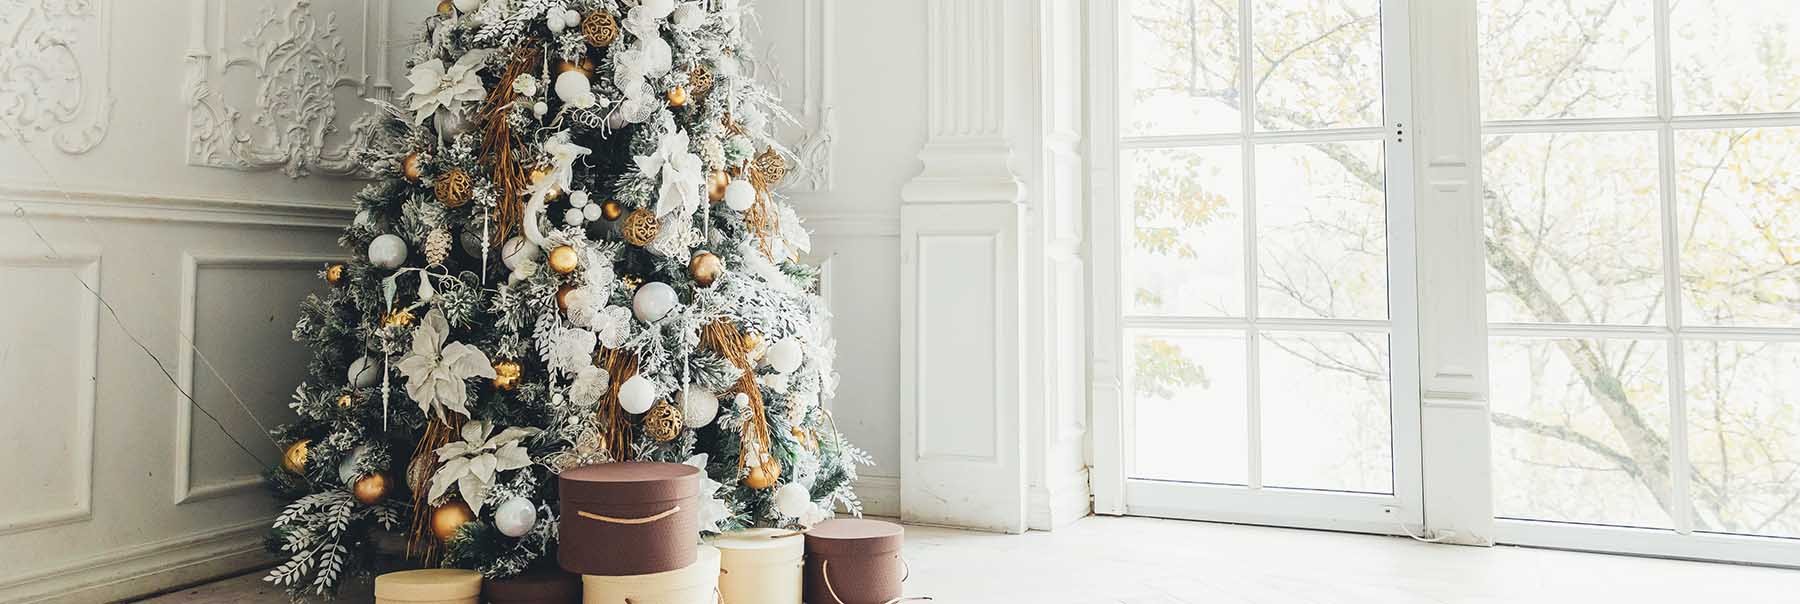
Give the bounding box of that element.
[263,0,868,595]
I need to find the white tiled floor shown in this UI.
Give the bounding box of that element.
[141,516,1800,603]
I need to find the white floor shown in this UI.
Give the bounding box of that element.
[141,516,1800,603]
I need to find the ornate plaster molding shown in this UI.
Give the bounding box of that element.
[0,0,115,154]
[751,0,835,193]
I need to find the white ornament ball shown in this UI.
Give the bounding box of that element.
[774,481,812,518]
[767,337,804,374]
[532,101,549,117]
[632,281,678,323]
[452,0,481,12]
[563,208,585,227]
[546,13,566,32]
[348,356,381,388]
[569,190,591,208]
[723,179,755,211]
[494,497,537,538]
[582,203,603,221]
[500,236,541,270]
[619,374,657,414]
[555,70,595,108]
[679,385,719,428]
[563,9,582,27]
[368,234,408,269]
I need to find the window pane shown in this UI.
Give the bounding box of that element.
[1125,147,1245,317]
[1256,141,1388,320]
[1478,0,1656,120]
[1671,1,1800,116]
[1483,132,1665,325]
[1259,331,1392,493]
[1251,0,1381,131]
[1124,0,1241,136]
[1491,337,1674,529]
[1130,330,1248,484]
[1685,340,1800,539]
[1676,127,1800,327]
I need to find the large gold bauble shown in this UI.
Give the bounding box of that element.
[743,465,776,489]
[401,152,425,182]
[547,245,579,274]
[666,86,689,108]
[435,169,473,208]
[600,199,625,221]
[492,360,523,391]
[581,11,620,47]
[643,400,684,443]
[324,263,346,287]
[282,439,311,474]
[752,148,788,184]
[353,472,390,505]
[622,209,660,246]
[706,170,730,202]
[689,251,722,288]
[431,500,476,542]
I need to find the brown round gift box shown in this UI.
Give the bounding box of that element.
[482,567,581,604]
[558,461,701,576]
[803,518,905,604]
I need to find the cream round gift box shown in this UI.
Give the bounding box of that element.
[374,569,482,604]
[581,544,721,604]
[710,528,804,603]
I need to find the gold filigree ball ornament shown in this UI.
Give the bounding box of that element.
[643,400,685,442]
[324,263,346,287]
[600,199,625,221]
[687,65,714,99]
[706,170,730,202]
[431,500,476,542]
[622,208,660,246]
[492,360,523,391]
[282,439,311,474]
[434,169,473,208]
[546,245,579,274]
[353,472,390,505]
[752,148,788,184]
[689,251,722,288]
[666,85,689,108]
[401,152,424,182]
[581,11,620,47]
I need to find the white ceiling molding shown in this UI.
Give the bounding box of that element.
[750,0,835,193]
[183,0,393,178]
[0,0,115,154]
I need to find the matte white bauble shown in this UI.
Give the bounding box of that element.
[348,356,381,388]
[766,337,803,374]
[679,385,719,428]
[618,374,657,414]
[500,236,541,270]
[336,445,369,484]
[546,13,566,32]
[562,9,581,27]
[723,178,755,211]
[774,481,812,518]
[632,282,678,323]
[563,208,584,227]
[532,101,549,117]
[452,0,481,12]
[562,288,593,320]
[494,497,537,538]
[354,209,372,226]
[368,234,408,269]
[554,71,594,108]
[582,203,603,221]
[569,190,591,208]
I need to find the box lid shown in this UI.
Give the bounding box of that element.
[804,518,904,557]
[373,569,481,600]
[482,567,580,601]
[559,462,699,504]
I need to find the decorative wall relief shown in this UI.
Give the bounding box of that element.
[749,0,835,193]
[0,0,115,154]
[183,0,393,178]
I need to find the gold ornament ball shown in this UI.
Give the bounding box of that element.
[401,152,424,182]
[706,170,730,202]
[689,251,722,288]
[547,245,579,274]
[557,58,595,76]
[753,148,789,184]
[492,360,523,391]
[436,0,454,15]
[557,285,577,312]
[324,263,346,287]
[582,11,620,47]
[600,199,625,221]
[383,309,415,328]
[744,465,776,489]
[643,400,685,442]
[666,86,689,108]
[282,439,311,474]
[622,208,660,247]
[435,169,473,208]
[743,332,764,354]
[687,65,714,98]
[336,393,355,408]
[353,472,390,505]
[431,500,476,542]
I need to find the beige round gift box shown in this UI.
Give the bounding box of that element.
[710,528,804,603]
[374,568,482,604]
[581,544,721,604]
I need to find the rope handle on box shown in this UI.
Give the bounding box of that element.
[822,559,933,604]
[576,505,681,525]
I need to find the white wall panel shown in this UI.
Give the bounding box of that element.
[0,254,99,535]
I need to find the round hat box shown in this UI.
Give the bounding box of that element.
[558,462,700,576]
[580,544,721,604]
[483,567,581,604]
[804,519,905,604]
[711,528,804,603]
[374,568,482,604]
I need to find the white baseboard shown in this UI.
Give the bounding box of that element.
[1028,467,1092,531]
[0,517,275,604]
[853,474,901,518]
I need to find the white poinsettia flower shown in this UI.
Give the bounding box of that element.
[633,126,705,218]
[547,327,597,375]
[394,309,497,420]
[683,453,731,533]
[570,366,610,407]
[429,420,540,513]
[593,305,634,349]
[406,49,495,124]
